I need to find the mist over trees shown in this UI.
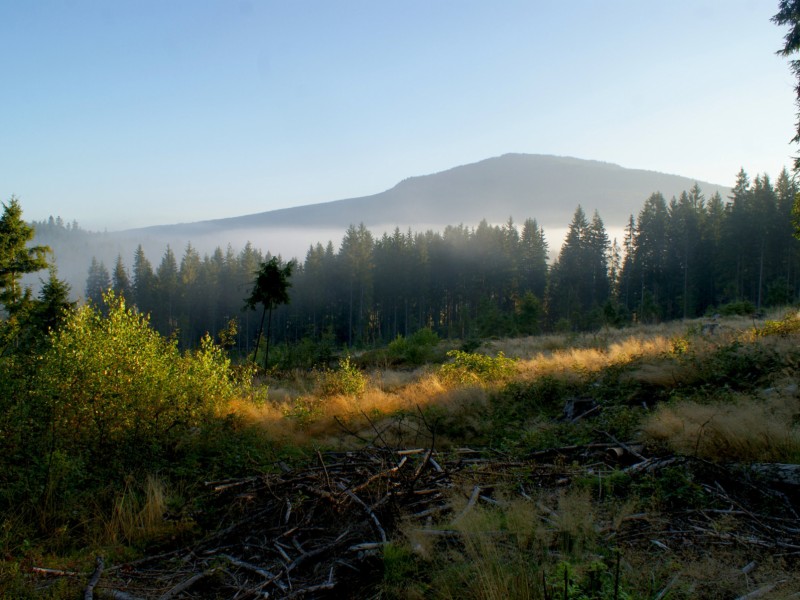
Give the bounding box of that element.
[67,166,800,364]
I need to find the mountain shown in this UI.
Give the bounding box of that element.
[129,153,730,237]
[34,154,731,297]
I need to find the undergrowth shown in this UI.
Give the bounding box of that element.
[4,310,800,597]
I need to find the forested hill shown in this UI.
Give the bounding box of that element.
[31,154,732,297]
[127,153,730,237]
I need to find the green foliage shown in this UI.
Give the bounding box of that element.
[0,291,246,539]
[634,465,708,510]
[387,328,439,365]
[0,197,50,312]
[755,311,800,337]
[439,350,517,386]
[178,414,277,482]
[315,356,367,397]
[716,299,756,316]
[274,335,335,370]
[381,542,419,589]
[33,293,237,461]
[515,291,542,335]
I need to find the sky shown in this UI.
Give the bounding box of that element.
[1,0,797,232]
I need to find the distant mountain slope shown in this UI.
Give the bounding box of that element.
[128,154,730,237]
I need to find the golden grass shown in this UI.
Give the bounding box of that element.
[642,391,800,462]
[227,369,491,448]
[98,475,169,546]
[229,310,800,457]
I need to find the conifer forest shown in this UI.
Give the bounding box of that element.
[63,168,800,363]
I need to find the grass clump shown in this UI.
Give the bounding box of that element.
[642,393,800,463]
[439,350,517,386]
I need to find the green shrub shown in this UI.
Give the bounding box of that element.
[387,328,439,365]
[439,350,517,386]
[716,299,756,316]
[755,312,800,338]
[274,335,335,370]
[0,292,246,540]
[32,294,239,462]
[315,356,367,397]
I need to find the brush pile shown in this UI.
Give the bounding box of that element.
[36,441,800,599]
[94,446,456,599]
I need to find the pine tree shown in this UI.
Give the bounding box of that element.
[547,206,589,328]
[132,245,155,314]
[85,257,111,307]
[634,192,669,322]
[520,218,549,299]
[155,246,179,333]
[339,224,374,346]
[0,197,50,313]
[773,0,800,170]
[31,268,74,339]
[245,257,295,369]
[112,254,132,299]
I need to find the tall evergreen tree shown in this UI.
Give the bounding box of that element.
[112,254,132,299]
[339,223,374,346]
[0,197,50,313]
[132,245,155,314]
[155,246,179,333]
[30,268,74,340]
[773,0,800,171]
[85,257,111,307]
[633,192,669,321]
[519,218,548,299]
[547,206,595,328]
[245,257,295,369]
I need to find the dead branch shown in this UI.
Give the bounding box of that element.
[83,556,104,600]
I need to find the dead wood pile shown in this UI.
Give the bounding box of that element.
[32,443,800,599]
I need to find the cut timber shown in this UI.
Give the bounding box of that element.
[745,463,800,487]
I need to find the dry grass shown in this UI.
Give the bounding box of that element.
[390,487,613,600]
[642,391,800,462]
[98,475,169,546]
[223,309,800,462]
[227,369,491,447]
[509,332,678,385]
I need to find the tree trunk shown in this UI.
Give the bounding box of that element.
[264,305,273,370]
[253,306,266,367]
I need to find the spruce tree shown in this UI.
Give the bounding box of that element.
[85,258,111,307]
[112,254,132,299]
[0,197,50,313]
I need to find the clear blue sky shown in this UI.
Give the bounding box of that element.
[1,0,796,231]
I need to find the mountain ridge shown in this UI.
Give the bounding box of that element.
[125,153,730,237]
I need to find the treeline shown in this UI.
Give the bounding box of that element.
[83,167,800,357]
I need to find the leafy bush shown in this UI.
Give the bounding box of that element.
[32,293,239,464]
[274,335,335,370]
[755,312,800,338]
[0,292,247,542]
[439,350,517,386]
[315,356,367,397]
[716,300,756,316]
[387,328,439,365]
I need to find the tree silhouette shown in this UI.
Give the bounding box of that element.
[245,257,295,369]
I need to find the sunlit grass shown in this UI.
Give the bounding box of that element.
[642,391,800,463]
[226,312,798,454]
